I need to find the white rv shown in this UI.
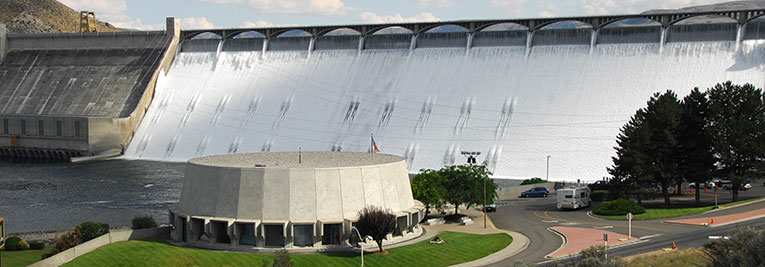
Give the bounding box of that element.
[556,187,591,210]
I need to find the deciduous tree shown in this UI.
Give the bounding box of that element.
[356,206,397,253]
[411,169,447,216]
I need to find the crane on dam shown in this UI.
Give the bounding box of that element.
[79,11,97,33]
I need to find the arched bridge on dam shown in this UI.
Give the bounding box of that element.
[181,9,765,52]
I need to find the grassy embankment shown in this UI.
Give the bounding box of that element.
[64,231,511,267]
[1,247,54,267]
[625,248,708,267]
[597,197,762,220]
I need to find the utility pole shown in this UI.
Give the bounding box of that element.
[546,156,551,181]
[461,151,485,228]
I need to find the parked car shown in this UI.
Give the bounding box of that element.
[557,187,591,210]
[483,204,496,212]
[588,180,609,191]
[521,187,550,198]
[723,182,753,191]
[688,182,706,189]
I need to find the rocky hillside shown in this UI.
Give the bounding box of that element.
[0,0,120,34]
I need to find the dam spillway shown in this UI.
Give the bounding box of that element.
[125,22,765,181]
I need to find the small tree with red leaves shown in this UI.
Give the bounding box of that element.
[356,206,397,253]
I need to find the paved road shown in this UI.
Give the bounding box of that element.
[486,183,765,266]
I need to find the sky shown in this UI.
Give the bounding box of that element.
[58,0,737,30]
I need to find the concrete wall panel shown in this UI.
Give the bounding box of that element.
[215,168,242,218]
[360,167,385,208]
[379,165,401,211]
[238,169,265,218]
[289,170,317,221]
[262,169,290,220]
[339,168,364,219]
[315,169,343,220]
[180,164,220,216]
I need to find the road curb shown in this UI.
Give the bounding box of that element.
[449,213,531,266]
[545,227,568,259]
[700,198,765,215]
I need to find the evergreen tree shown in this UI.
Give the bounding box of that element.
[706,82,765,202]
[610,91,681,206]
[677,88,715,205]
[608,109,653,204]
[642,91,682,206]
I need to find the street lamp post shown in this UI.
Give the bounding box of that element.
[546,156,550,181]
[461,151,485,228]
[351,226,365,267]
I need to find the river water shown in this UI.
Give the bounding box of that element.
[0,159,184,234]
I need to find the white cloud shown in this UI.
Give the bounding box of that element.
[242,20,276,27]
[414,0,457,8]
[538,10,555,17]
[575,0,731,15]
[197,0,349,16]
[180,17,217,29]
[359,11,440,24]
[490,0,528,17]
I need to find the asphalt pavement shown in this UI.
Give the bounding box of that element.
[486,182,765,266]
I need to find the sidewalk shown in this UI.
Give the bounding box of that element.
[665,208,765,227]
[547,227,634,258]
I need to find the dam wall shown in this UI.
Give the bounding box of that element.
[125,16,765,180]
[0,24,7,62]
[0,18,180,159]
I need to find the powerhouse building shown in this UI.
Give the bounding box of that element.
[169,152,425,250]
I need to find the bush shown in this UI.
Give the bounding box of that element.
[574,245,624,267]
[29,241,46,250]
[5,236,26,250]
[272,249,292,267]
[594,198,645,216]
[591,190,609,202]
[77,221,109,243]
[132,215,158,229]
[520,177,546,185]
[703,227,765,267]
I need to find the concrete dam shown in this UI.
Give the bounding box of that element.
[3,10,765,181]
[0,18,180,159]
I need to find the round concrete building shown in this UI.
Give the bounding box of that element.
[169,152,425,250]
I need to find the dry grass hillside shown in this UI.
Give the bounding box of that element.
[0,0,120,34]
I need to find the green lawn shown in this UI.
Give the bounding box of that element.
[1,247,53,267]
[596,197,762,220]
[64,231,512,267]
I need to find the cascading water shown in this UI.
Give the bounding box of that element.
[124,28,765,181]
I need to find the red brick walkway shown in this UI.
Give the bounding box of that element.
[665,208,765,226]
[548,227,633,258]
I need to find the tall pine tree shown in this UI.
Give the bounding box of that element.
[678,88,715,206]
[706,82,765,202]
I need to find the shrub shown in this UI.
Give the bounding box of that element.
[591,190,609,202]
[29,241,46,250]
[594,198,645,216]
[4,236,26,250]
[574,245,624,267]
[77,221,109,243]
[272,250,292,267]
[132,215,158,229]
[521,177,546,185]
[703,227,765,267]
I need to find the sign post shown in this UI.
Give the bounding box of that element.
[1,217,5,266]
[603,233,608,260]
[627,213,633,240]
